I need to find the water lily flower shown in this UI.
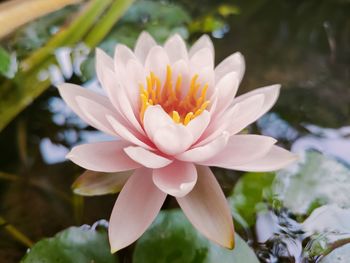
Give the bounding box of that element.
[58,32,297,252]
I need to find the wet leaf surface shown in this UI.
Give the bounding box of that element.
[133,209,259,263]
[21,223,118,263]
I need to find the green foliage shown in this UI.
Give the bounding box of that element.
[0,47,11,76]
[133,209,260,263]
[229,172,275,226]
[21,224,118,263]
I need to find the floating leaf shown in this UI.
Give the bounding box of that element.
[274,151,350,215]
[133,209,259,263]
[229,172,275,226]
[21,224,118,263]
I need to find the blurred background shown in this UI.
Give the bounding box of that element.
[0,0,349,262]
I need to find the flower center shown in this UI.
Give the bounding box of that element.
[139,65,210,125]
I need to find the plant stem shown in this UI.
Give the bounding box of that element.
[21,0,113,72]
[0,216,34,248]
[0,0,83,39]
[84,0,135,47]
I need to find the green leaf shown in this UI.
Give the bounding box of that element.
[21,224,118,263]
[228,172,275,226]
[0,47,11,76]
[133,209,259,263]
[273,151,350,215]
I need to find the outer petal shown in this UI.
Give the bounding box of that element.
[164,34,188,63]
[211,71,239,115]
[76,96,118,136]
[134,31,157,64]
[233,84,280,121]
[58,83,117,136]
[228,145,298,172]
[124,146,173,169]
[215,52,245,84]
[176,132,230,162]
[197,94,264,147]
[72,170,132,196]
[95,48,114,91]
[177,166,234,249]
[107,115,154,150]
[189,34,214,59]
[109,168,167,252]
[114,44,137,72]
[153,161,197,197]
[199,135,277,168]
[66,141,141,172]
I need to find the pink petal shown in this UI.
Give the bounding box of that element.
[153,125,194,155]
[176,132,229,162]
[108,72,144,134]
[228,145,298,172]
[66,141,141,172]
[190,48,214,72]
[76,95,118,136]
[145,45,170,84]
[189,34,214,59]
[143,105,173,138]
[196,66,215,96]
[109,168,166,252]
[199,135,276,168]
[96,63,123,113]
[114,44,137,73]
[197,94,264,147]
[215,52,245,84]
[134,31,157,64]
[106,115,154,150]
[186,110,210,143]
[226,93,265,135]
[57,83,117,136]
[95,48,114,94]
[143,106,194,155]
[124,146,173,168]
[172,59,190,95]
[177,166,234,249]
[233,84,280,121]
[153,161,197,197]
[124,59,146,113]
[72,170,132,196]
[164,34,188,63]
[211,71,239,116]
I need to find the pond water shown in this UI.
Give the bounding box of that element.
[0,0,349,262]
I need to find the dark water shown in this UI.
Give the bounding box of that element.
[0,0,349,262]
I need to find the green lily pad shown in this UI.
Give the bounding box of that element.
[229,172,275,226]
[133,209,259,263]
[274,151,350,215]
[21,223,118,263]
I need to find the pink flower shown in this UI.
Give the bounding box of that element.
[58,32,297,252]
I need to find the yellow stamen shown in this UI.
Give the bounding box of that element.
[184,112,194,125]
[172,111,180,123]
[139,65,210,125]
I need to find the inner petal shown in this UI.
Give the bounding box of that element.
[139,65,210,125]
